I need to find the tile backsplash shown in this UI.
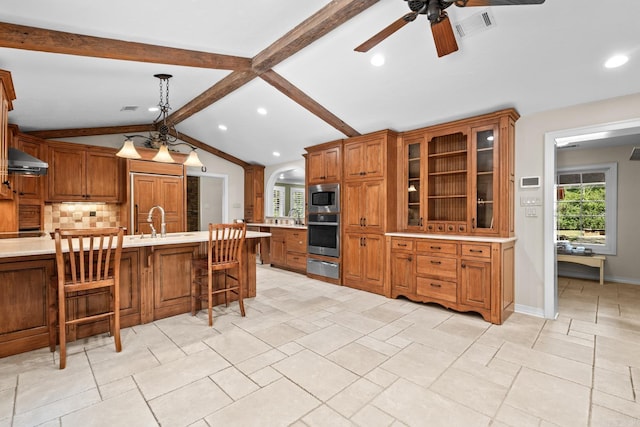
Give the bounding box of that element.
[44,203,121,232]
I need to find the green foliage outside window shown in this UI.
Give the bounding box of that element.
[556,171,606,245]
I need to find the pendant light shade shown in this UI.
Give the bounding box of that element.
[152,144,176,163]
[183,150,204,167]
[116,139,142,159]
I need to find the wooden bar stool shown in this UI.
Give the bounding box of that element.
[191,223,247,326]
[49,227,124,369]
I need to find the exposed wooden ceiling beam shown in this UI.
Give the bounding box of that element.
[252,0,380,73]
[260,70,360,137]
[168,70,258,124]
[27,124,155,139]
[170,131,251,169]
[0,22,251,71]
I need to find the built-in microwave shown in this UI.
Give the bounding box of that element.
[308,183,340,213]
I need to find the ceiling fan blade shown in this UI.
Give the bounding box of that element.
[455,0,545,6]
[431,14,458,57]
[355,12,417,52]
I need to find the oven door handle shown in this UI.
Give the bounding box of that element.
[307,222,339,226]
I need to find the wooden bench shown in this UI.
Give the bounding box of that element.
[557,254,606,285]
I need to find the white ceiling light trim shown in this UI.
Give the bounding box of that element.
[370,53,385,67]
[604,54,629,69]
[257,107,268,115]
[218,124,228,131]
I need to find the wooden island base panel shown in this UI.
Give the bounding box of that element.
[0,230,270,358]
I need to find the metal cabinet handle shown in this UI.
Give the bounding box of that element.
[430,246,441,250]
[469,249,483,253]
[430,260,441,265]
[430,283,441,288]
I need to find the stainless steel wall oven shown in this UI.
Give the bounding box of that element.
[307,213,339,258]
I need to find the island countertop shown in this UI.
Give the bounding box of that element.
[0,230,272,259]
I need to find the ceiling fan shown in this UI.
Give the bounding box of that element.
[355,0,546,57]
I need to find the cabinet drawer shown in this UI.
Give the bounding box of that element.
[416,277,457,303]
[461,244,491,259]
[286,231,307,253]
[286,252,307,271]
[391,238,414,252]
[416,240,457,255]
[416,255,457,280]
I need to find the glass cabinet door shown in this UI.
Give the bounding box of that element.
[473,126,497,232]
[407,142,422,227]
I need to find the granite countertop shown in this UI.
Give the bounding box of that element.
[0,230,272,259]
[385,232,517,243]
[247,223,307,230]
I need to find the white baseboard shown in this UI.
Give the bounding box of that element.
[514,304,546,318]
[559,272,640,285]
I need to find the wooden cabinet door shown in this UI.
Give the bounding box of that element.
[85,151,122,201]
[364,139,384,178]
[307,151,325,184]
[158,176,184,233]
[362,234,385,292]
[343,232,364,284]
[344,137,384,181]
[344,181,384,232]
[0,258,54,357]
[390,252,415,295]
[362,180,384,231]
[15,135,44,202]
[47,145,86,201]
[460,259,491,310]
[269,229,286,266]
[153,244,197,319]
[308,147,341,184]
[344,141,365,180]
[343,182,363,231]
[324,147,341,182]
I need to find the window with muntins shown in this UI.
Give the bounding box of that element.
[555,162,617,255]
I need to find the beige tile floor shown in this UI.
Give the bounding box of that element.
[2,268,640,427]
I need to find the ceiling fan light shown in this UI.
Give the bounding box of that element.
[116,139,142,159]
[152,144,176,163]
[183,150,204,167]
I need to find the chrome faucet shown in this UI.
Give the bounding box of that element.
[147,205,166,238]
[288,208,301,225]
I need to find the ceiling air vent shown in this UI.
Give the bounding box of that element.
[120,105,139,111]
[455,10,496,38]
[630,147,640,161]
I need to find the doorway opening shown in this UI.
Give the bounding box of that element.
[543,118,640,319]
[186,174,228,231]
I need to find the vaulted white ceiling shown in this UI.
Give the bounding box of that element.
[1,0,639,166]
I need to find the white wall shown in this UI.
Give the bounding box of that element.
[514,92,640,315]
[51,134,245,223]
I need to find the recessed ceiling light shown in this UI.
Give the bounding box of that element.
[279,174,285,179]
[272,151,281,157]
[604,54,629,69]
[257,107,268,115]
[370,53,385,67]
[218,124,227,131]
[148,106,160,112]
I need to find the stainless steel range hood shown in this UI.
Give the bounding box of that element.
[8,147,48,176]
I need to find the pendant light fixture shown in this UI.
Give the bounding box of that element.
[116,74,204,168]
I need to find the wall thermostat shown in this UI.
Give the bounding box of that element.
[520,176,540,188]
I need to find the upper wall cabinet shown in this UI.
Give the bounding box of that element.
[306,140,342,184]
[47,142,124,202]
[343,133,385,181]
[399,109,518,237]
[0,70,16,201]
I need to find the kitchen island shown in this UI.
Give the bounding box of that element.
[0,230,270,357]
